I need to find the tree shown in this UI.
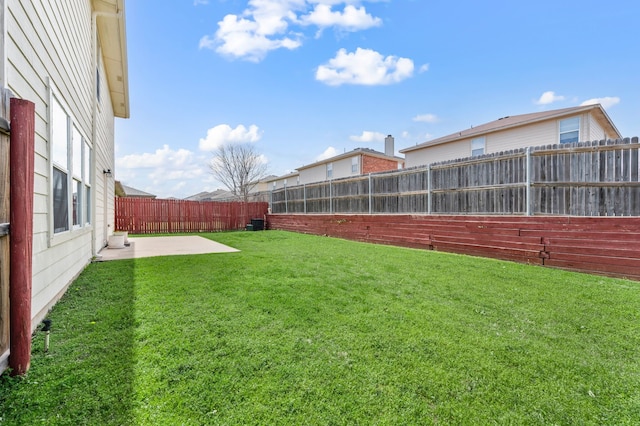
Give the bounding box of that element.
[209,143,268,201]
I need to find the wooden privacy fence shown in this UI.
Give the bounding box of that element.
[271,138,640,216]
[115,197,269,234]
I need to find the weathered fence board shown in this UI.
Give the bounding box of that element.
[115,198,269,234]
[271,138,640,216]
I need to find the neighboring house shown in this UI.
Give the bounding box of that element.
[264,172,300,190]
[248,175,277,194]
[296,135,404,185]
[184,189,236,201]
[1,0,129,369]
[116,181,156,198]
[401,104,622,168]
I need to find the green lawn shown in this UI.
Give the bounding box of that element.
[1,230,639,425]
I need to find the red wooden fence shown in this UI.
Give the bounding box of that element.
[115,197,269,234]
[267,214,640,281]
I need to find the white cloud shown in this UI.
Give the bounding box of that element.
[198,124,263,151]
[193,0,208,5]
[413,113,439,123]
[115,145,212,198]
[117,144,196,169]
[316,146,338,161]
[419,63,429,73]
[300,4,381,33]
[580,96,620,109]
[316,47,414,86]
[205,12,302,62]
[535,91,565,105]
[350,130,385,143]
[200,0,384,62]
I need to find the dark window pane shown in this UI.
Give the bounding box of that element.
[73,179,81,226]
[53,168,68,233]
[86,186,91,225]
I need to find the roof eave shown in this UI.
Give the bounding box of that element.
[94,0,130,119]
[400,104,620,153]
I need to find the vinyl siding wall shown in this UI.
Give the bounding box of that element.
[404,113,607,168]
[6,0,116,327]
[299,155,360,185]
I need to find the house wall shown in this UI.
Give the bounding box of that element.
[404,112,607,168]
[6,0,116,327]
[299,155,362,185]
[362,155,401,174]
[266,174,299,191]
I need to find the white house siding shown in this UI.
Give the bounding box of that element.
[6,0,116,327]
[94,54,115,252]
[587,113,607,141]
[299,155,360,184]
[299,165,327,185]
[404,112,610,168]
[404,141,470,168]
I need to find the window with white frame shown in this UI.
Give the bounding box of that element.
[559,117,580,144]
[327,163,333,179]
[471,137,485,156]
[50,91,92,235]
[351,156,359,174]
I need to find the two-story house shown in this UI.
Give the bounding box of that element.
[401,104,621,168]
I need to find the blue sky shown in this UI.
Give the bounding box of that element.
[115,0,640,198]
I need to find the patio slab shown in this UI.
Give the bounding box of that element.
[96,236,239,261]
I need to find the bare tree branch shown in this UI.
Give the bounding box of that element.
[209,143,268,201]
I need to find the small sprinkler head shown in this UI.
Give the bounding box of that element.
[42,319,52,332]
[42,319,52,352]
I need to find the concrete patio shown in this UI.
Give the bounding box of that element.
[97,236,239,261]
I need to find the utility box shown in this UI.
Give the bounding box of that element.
[251,218,265,231]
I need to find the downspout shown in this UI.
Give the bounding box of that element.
[91,8,121,255]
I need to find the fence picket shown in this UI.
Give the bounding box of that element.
[115,198,269,233]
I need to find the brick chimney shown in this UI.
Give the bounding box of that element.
[385,135,394,157]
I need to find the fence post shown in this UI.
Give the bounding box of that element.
[9,98,35,376]
[367,174,372,215]
[284,183,288,214]
[427,164,432,215]
[525,147,532,216]
[329,180,333,214]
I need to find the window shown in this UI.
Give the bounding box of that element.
[327,163,333,179]
[351,157,359,174]
[559,117,580,144]
[50,90,92,235]
[471,137,485,156]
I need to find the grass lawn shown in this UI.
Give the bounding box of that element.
[1,230,639,425]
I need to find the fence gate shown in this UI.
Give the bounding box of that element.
[0,102,9,358]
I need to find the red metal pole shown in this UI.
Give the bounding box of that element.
[9,98,35,375]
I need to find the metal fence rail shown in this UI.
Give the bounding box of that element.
[270,137,640,216]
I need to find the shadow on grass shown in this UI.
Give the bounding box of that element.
[0,258,137,425]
